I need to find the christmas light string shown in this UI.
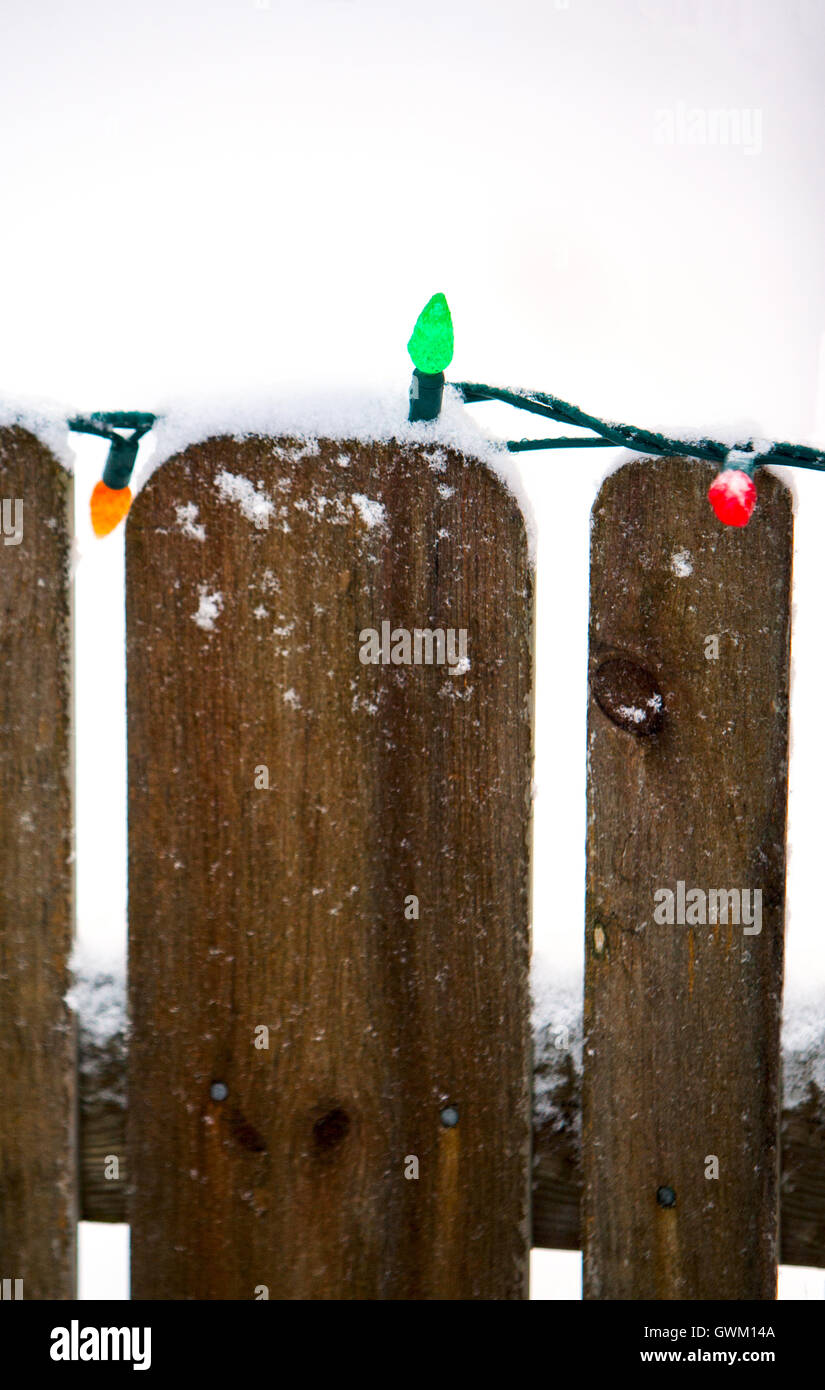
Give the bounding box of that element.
[452,381,825,525]
[60,292,825,535]
[69,412,155,536]
[407,292,825,527]
[453,380,825,471]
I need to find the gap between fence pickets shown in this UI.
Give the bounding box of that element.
[71,966,825,1267]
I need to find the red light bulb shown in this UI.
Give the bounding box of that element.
[708,469,756,527]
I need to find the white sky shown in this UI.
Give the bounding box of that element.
[2,0,823,1297]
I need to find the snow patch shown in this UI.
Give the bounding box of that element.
[175,502,206,541]
[670,547,693,577]
[66,946,127,1112]
[193,587,224,631]
[216,470,275,528]
[66,946,127,1047]
[783,989,825,1108]
[531,960,825,1130]
[617,693,662,723]
[131,385,537,562]
[717,467,754,501]
[351,493,386,530]
[0,396,76,470]
[532,959,582,1135]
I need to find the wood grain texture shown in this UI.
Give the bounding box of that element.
[0,427,75,1299]
[79,1031,825,1272]
[583,456,792,1300]
[529,1063,825,1270]
[126,436,533,1300]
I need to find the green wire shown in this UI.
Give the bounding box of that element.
[68,412,157,491]
[453,381,825,473]
[62,389,825,478]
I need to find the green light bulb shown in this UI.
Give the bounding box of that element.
[407,293,454,374]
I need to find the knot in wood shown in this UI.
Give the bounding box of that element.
[592,657,664,736]
[312,1107,351,1153]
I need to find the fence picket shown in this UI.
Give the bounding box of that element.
[0,427,75,1299]
[583,456,792,1299]
[125,436,533,1299]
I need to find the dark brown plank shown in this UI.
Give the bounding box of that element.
[79,1027,825,1272]
[583,456,792,1300]
[0,426,75,1299]
[530,1058,825,1271]
[126,436,533,1300]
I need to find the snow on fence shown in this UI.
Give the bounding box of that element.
[1,424,822,1300]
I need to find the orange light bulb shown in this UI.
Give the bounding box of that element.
[90,480,132,537]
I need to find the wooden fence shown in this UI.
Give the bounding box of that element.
[1,424,822,1299]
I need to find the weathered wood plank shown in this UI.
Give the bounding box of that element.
[530,1052,825,1270]
[80,1030,825,1270]
[126,436,533,1300]
[583,456,792,1299]
[0,427,75,1299]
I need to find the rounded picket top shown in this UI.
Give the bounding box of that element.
[125,433,534,1300]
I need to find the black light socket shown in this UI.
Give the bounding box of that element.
[409,368,445,423]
